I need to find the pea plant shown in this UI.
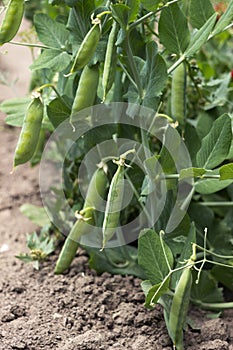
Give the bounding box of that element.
[1,0,233,348]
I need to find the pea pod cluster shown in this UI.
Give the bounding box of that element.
[55,166,108,274]
[13,95,44,168]
[70,64,99,127]
[70,22,101,74]
[0,0,25,45]
[171,62,186,128]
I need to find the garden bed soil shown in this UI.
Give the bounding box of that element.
[0,21,232,350]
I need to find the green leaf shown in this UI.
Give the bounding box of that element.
[67,1,96,43]
[87,245,146,279]
[141,0,161,11]
[30,50,71,72]
[184,123,201,166]
[195,170,233,194]
[196,114,232,169]
[16,254,34,264]
[208,209,233,256]
[158,3,190,55]
[111,4,130,30]
[189,203,214,231]
[219,163,233,180]
[189,0,215,29]
[138,229,174,285]
[47,96,71,128]
[212,0,233,36]
[127,43,167,110]
[185,13,217,57]
[179,167,206,180]
[204,74,231,110]
[20,204,51,227]
[191,270,224,304]
[141,280,153,296]
[127,0,140,23]
[143,41,168,103]
[211,265,233,291]
[0,97,31,127]
[196,112,213,139]
[144,278,170,309]
[34,13,69,48]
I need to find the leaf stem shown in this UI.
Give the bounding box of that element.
[163,174,220,179]
[195,244,233,259]
[167,55,186,75]
[129,0,181,30]
[199,202,233,207]
[193,301,233,310]
[8,40,60,51]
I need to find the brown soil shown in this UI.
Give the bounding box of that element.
[0,21,232,350]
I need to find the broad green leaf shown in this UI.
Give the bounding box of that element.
[111,4,130,30]
[34,13,69,48]
[185,13,217,57]
[87,245,146,279]
[144,278,170,309]
[127,0,140,23]
[141,280,153,296]
[191,270,224,305]
[0,97,31,127]
[143,42,168,103]
[184,123,201,166]
[208,211,233,256]
[179,167,206,180]
[158,3,190,55]
[196,114,232,169]
[212,0,233,36]
[30,50,71,72]
[195,170,233,194]
[211,265,233,291]
[138,229,174,285]
[141,0,161,11]
[20,204,51,227]
[189,0,214,29]
[189,203,214,231]
[67,1,96,43]
[204,74,231,110]
[47,97,71,128]
[196,112,213,139]
[144,155,160,180]
[219,163,233,180]
[163,213,191,257]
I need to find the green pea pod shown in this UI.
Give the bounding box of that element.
[54,207,95,275]
[102,160,125,250]
[0,0,25,45]
[55,166,108,274]
[30,128,46,167]
[70,24,101,74]
[171,62,186,128]
[102,21,118,101]
[70,64,99,127]
[168,266,192,350]
[13,96,44,168]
